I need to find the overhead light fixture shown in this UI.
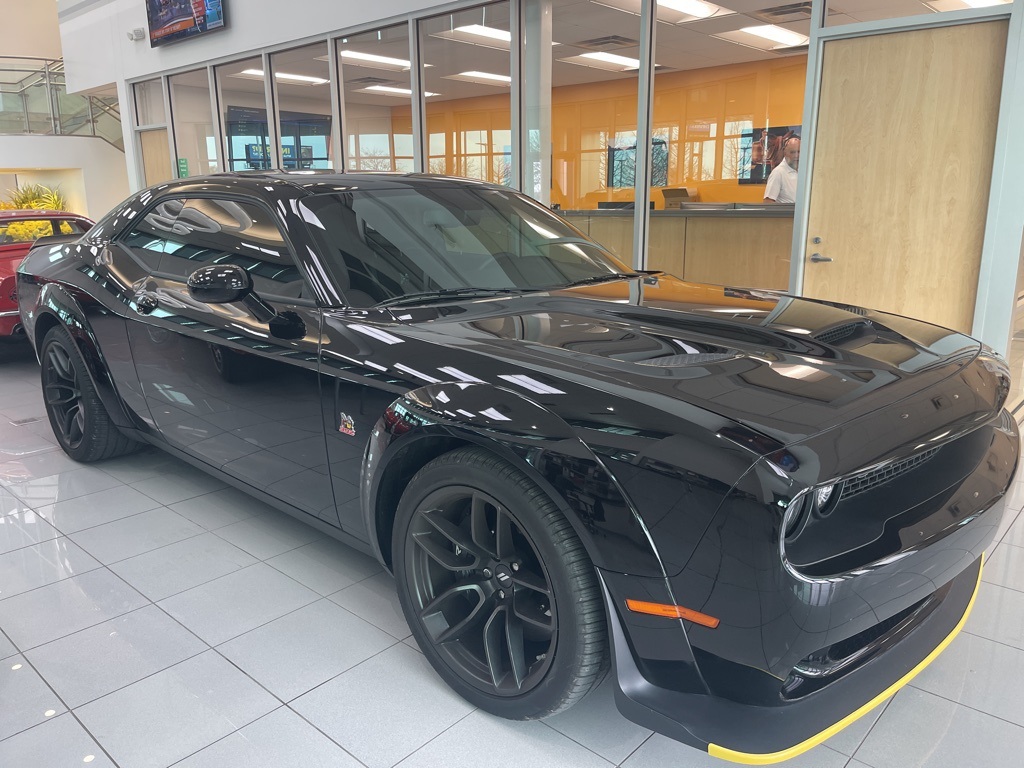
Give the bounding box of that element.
[362,84,440,97]
[560,51,645,71]
[431,23,559,50]
[963,0,1010,6]
[338,50,412,71]
[712,24,808,52]
[924,0,1009,8]
[455,24,511,42]
[738,25,808,48]
[237,68,328,85]
[593,0,732,24]
[443,70,512,86]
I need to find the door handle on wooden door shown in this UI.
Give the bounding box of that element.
[809,253,833,263]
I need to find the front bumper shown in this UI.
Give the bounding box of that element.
[602,553,984,763]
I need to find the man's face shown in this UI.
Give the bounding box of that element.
[784,140,801,171]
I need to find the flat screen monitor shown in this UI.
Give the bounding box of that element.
[147,1,226,47]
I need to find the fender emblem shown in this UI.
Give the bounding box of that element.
[338,412,356,437]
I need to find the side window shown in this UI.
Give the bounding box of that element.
[158,197,308,300]
[117,199,185,271]
[55,219,91,236]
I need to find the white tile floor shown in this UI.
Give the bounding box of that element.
[3,338,1024,767]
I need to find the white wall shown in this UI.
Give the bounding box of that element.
[2,1,63,60]
[58,0,450,93]
[0,135,130,218]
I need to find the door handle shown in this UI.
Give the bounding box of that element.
[809,253,833,263]
[135,294,159,314]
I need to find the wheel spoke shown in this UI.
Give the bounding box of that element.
[44,383,80,406]
[470,493,496,557]
[420,582,490,644]
[512,596,553,633]
[47,345,74,382]
[420,509,483,563]
[60,406,78,441]
[512,567,551,597]
[70,408,85,444]
[482,605,508,689]
[494,508,515,560]
[504,610,528,689]
[411,530,474,571]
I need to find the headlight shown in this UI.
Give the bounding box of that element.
[815,485,834,508]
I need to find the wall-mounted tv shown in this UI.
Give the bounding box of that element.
[147,0,226,47]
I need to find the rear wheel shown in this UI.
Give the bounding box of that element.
[40,325,139,462]
[393,447,607,719]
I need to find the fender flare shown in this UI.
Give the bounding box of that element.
[362,381,668,577]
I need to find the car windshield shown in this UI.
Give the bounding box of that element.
[301,185,635,307]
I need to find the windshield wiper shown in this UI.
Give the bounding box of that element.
[375,287,529,308]
[558,272,639,289]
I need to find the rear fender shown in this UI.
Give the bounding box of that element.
[363,382,668,577]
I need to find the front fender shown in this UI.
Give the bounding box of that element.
[364,381,668,577]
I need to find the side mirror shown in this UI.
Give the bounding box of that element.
[187,264,276,323]
[187,264,252,304]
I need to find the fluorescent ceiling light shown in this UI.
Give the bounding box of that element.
[739,25,808,48]
[455,24,511,42]
[444,70,512,86]
[362,84,440,97]
[560,51,645,71]
[339,50,411,70]
[658,0,717,16]
[925,0,1009,9]
[964,0,1009,6]
[593,0,731,23]
[238,68,328,85]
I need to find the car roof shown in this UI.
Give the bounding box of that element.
[0,209,90,220]
[148,170,509,196]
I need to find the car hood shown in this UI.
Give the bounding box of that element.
[380,275,981,447]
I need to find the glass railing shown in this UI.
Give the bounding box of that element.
[0,57,123,151]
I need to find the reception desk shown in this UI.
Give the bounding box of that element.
[560,206,795,291]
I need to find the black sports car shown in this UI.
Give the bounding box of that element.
[16,172,1018,763]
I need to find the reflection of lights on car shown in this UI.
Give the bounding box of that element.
[394,363,441,383]
[346,324,404,344]
[438,366,485,383]
[480,407,511,421]
[498,374,566,395]
[436,391,450,403]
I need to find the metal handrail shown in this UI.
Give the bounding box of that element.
[0,57,122,151]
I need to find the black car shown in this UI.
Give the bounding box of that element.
[16,172,1018,763]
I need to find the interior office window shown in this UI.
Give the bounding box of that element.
[158,198,307,299]
[134,79,165,126]
[420,3,513,184]
[169,70,219,177]
[339,24,415,172]
[826,0,1010,26]
[270,43,333,170]
[214,57,271,172]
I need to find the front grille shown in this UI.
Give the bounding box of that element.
[842,447,940,499]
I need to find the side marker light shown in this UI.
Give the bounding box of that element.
[626,599,720,628]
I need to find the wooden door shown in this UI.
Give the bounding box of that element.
[139,128,172,186]
[803,21,1007,333]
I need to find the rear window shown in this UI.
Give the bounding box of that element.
[0,219,84,243]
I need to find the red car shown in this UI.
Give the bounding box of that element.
[0,209,93,337]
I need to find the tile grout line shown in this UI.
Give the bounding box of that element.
[903,681,1024,732]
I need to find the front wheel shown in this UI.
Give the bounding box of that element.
[40,325,139,462]
[393,447,607,719]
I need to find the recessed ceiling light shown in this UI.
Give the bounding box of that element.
[455,24,511,42]
[339,50,411,70]
[238,68,328,85]
[593,0,731,23]
[738,25,808,48]
[444,70,512,86]
[362,84,439,97]
[560,51,645,71]
[963,0,1010,6]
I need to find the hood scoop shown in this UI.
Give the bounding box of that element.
[637,352,741,368]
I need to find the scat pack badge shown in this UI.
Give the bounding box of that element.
[338,412,357,437]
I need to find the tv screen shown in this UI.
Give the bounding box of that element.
[147,1,225,47]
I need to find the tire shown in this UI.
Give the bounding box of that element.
[40,325,140,462]
[393,446,607,719]
[210,344,251,383]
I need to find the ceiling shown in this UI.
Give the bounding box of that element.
[163,0,1005,107]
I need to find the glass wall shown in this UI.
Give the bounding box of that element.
[826,0,1010,26]
[270,43,334,170]
[420,3,513,183]
[169,69,218,177]
[134,79,165,126]
[214,56,270,171]
[339,24,415,172]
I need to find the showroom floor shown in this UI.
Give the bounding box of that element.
[3,341,1024,768]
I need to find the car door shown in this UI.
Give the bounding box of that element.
[122,195,336,520]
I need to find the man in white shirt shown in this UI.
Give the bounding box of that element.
[764,137,800,204]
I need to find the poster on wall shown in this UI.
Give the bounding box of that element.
[738,125,801,185]
[147,0,226,47]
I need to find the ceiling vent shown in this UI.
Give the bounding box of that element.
[346,76,395,86]
[748,2,814,23]
[573,35,640,51]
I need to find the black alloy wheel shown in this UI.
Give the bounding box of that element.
[394,447,607,719]
[40,325,139,462]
